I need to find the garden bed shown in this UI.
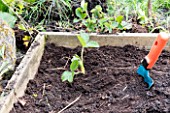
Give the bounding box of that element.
[0,32,170,113]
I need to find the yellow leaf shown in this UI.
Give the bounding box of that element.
[33,93,38,98]
[24,42,29,47]
[23,35,31,41]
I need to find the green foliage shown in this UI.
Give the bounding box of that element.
[61,33,99,83]
[91,5,104,19]
[74,0,132,33]
[75,0,87,19]
[112,16,132,30]
[24,0,36,3]
[106,0,148,24]
[70,57,79,72]
[77,32,99,48]
[106,0,170,31]
[1,0,25,14]
[137,7,148,24]
[55,0,72,20]
[61,55,83,83]
[21,0,72,27]
[76,7,87,19]
[61,71,73,83]
[153,0,170,10]
[0,0,8,12]
[0,12,17,28]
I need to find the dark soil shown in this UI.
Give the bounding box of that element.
[0,56,24,94]
[10,44,170,113]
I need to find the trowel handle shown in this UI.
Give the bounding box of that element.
[146,32,169,69]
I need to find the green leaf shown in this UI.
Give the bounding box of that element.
[24,0,36,3]
[121,21,132,30]
[104,22,111,28]
[77,35,86,47]
[91,5,103,19]
[80,32,89,43]
[117,24,123,30]
[86,41,99,48]
[75,7,87,19]
[0,12,17,28]
[17,2,24,14]
[18,24,27,31]
[77,32,89,47]
[84,19,96,32]
[81,0,88,11]
[71,55,81,61]
[112,21,119,28]
[61,71,73,83]
[95,5,102,12]
[99,18,108,23]
[70,60,79,71]
[73,18,80,23]
[0,0,8,12]
[116,15,124,24]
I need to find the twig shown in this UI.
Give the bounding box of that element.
[147,0,152,18]
[46,96,53,111]
[42,83,46,97]
[57,94,82,113]
[46,67,66,71]
[121,94,129,100]
[123,85,127,91]
[64,56,71,69]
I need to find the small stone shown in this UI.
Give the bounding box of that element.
[146,91,156,97]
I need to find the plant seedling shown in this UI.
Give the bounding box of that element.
[112,15,132,30]
[61,32,99,83]
[74,0,132,33]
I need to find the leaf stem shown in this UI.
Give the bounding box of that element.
[81,47,84,63]
[80,47,85,74]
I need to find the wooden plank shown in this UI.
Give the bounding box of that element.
[40,32,170,51]
[0,34,45,113]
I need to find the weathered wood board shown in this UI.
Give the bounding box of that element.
[41,32,170,51]
[0,34,45,113]
[0,32,169,113]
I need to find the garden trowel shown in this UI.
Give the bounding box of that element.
[137,32,169,89]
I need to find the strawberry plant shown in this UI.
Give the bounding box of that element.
[61,32,99,83]
[74,0,132,33]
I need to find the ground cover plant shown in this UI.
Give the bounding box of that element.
[0,0,169,35]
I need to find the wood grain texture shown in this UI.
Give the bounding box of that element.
[0,34,45,113]
[40,32,170,51]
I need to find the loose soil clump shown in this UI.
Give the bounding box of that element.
[11,44,170,113]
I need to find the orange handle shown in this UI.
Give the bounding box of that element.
[145,32,169,69]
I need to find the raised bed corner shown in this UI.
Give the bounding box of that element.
[0,34,45,113]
